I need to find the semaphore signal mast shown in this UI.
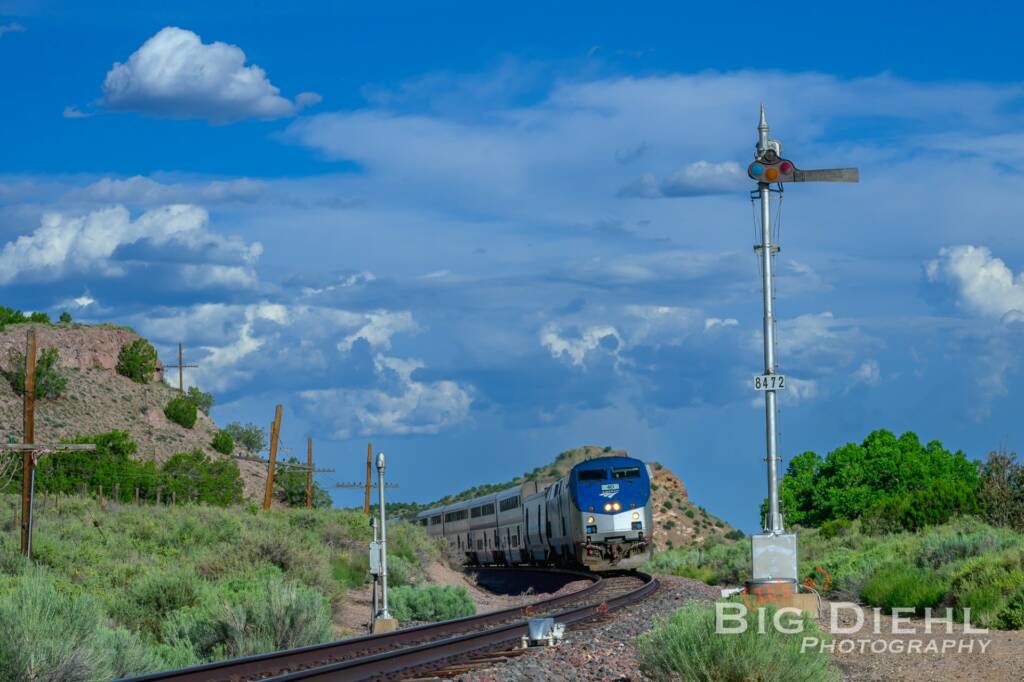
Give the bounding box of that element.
[746,105,857,598]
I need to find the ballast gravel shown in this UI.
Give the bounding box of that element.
[454,575,718,682]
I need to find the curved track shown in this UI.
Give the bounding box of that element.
[123,568,658,682]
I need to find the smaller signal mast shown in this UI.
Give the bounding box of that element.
[746,105,857,597]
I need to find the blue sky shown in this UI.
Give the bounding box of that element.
[2,1,1023,531]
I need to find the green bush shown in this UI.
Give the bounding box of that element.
[117,338,159,383]
[389,585,475,623]
[59,311,72,324]
[772,430,980,531]
[211,430,234,455]
[275,458,333,509]
[187,386,214,415]
[224,422,266,453]
[819,518,852,540]
[116,569,204,637]
[978,449,1024,531]
[637,602,838,682]
[165,396,198,428]
[163,571,331,660]
[999,588,1024,629]
[724,529,745,541]
[0,570,162,681]
[860,563,948,614]
[2,346,67,398]
[161,450,244,506]
[685,509,695,518]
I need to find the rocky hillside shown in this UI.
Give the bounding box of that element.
[412,444,736,550]
[0,323,267,500]
[647,461,737,549]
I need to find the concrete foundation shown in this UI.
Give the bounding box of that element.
[371,617,399,634]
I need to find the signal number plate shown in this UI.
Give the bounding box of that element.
[753,374,786,391]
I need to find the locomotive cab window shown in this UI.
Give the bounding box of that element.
[578,469,606,481]
[612,466,641,479]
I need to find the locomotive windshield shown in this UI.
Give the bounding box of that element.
[578,469,607,481]
[611,466,641,479]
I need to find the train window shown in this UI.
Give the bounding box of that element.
[499,496,520,512]
[470,506,482,518]
[578,469,606,481]
[612,466,641,479]
[431,515,442,525]
[482,503,495,516]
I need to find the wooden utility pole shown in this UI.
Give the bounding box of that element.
[306,437,314,509]
[20,329,35,556]
[364,442,373,514]
[262,405,283,511]
[165,342,198,393]
[14,328,95,559]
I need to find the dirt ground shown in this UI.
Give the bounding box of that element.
[820,600,1024,681]
[334,561,591,637]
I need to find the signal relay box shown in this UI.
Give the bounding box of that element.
[750,533,798,582]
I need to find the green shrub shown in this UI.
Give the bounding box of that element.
[333,551,370,590]
[2,346,67,398]
[0,570,162,681]
[187,386,214,415]
[637,602,838,682]
[998,587,1024,629]
[117,338,159,383]
[978,449,1024,531]
[211,430,234,455]
[165,396,198,428]
[773,430,979,531]
[163,571,331,660]
[275,458,333,509]
[112,569,204,637]
[860,563,948,614]
[685,509,695,518]
[224,422,266,453]
[389,585,475,623]
[917,526,1006,568]
[819,518,852,540]
[663,500,673,510]
[161,450,244,506]
[724,529,745,541]
[59,311,72,324]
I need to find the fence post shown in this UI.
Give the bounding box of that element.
[171,491,176,507]
[113,484,119,504]
[135,488,140,505]
[79,483,85,499]
[99,484,104,511]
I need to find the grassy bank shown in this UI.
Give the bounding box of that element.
[0,494,443,679]
[646,517,1024,629]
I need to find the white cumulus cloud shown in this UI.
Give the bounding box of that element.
[541,323,623,367]
[301,354,472,437]
[101,27,320,123]
[0,204,261,285]
[926,245,1024,319]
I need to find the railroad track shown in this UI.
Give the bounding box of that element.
[123,568,658,682]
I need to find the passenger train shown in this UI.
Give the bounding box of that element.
[415,455,654,571]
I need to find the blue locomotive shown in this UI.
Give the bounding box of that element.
[416,455,654,571]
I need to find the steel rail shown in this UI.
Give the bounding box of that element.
[121,567,601,682]
[266,572,658,681]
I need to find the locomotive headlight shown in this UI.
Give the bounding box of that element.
[603,503,612,512]
[612,502,621,511]
[587,516,595,524]
[632,511,640,520]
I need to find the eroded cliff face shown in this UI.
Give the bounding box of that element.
[0,323,165,376]
[0,323,268,501]
[649,462,735,549]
